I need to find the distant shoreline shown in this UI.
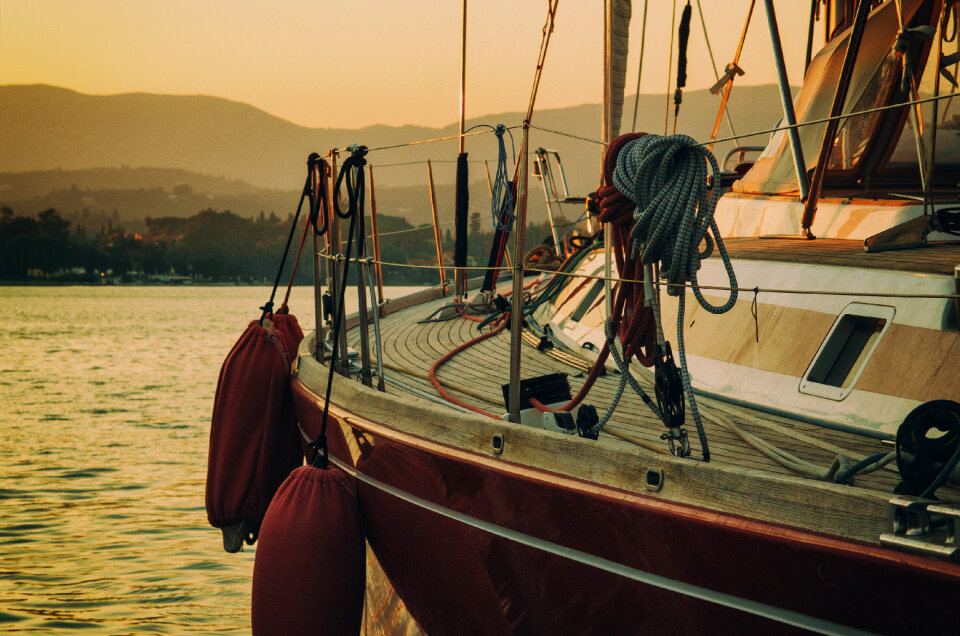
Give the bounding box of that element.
[0,281,291,287]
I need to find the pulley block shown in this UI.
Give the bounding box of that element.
[895,400,960,497]
[654,341,685,430]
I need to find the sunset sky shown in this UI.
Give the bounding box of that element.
[0,1,813,130]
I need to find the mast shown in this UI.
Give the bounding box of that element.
[507,122,531,421]
[603,0,613,322]
[603,0,631,328]
[459,0,467,155]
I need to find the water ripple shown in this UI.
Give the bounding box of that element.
[0,285,422,633]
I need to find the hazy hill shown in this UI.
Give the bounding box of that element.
[0,84,787,196]
[0,167,509,236]
[0,167,267,199]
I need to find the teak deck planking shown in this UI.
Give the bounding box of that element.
[722,237,960,274]
[345,294,925,497]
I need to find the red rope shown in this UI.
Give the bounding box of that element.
[526,133,658,414]
[280,214,312,311]
[597,132,657,368]
[428,316,508,419]
[453,299,486,323]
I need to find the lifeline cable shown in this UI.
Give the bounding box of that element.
[316,451,870,636]
[313,251,960,301]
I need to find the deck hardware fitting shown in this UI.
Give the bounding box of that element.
[492,434,505,455]
[881,497,960,561]
[645,468,664,492]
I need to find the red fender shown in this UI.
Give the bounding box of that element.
[205,313,304,552]
[252,465,365,636]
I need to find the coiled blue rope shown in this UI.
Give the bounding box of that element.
[614,133,737,311]
[612,133,738,459]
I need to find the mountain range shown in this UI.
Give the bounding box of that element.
[0,83,788,229]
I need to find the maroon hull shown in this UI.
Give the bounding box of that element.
[293,380,960,635]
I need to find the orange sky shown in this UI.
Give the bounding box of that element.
[0,1,814,130]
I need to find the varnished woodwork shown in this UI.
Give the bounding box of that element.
[296,292,960,551]
[722,237,960,275]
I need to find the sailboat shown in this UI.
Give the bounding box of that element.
[268,0,960,632]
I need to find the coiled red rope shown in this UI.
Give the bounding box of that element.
[527,133,658,414]
[597,132,657,368]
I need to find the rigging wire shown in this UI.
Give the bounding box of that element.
[313,145,368,469]
[630,0,650,133]
[532,89,960,150]
[525,0,560,122]
[345,126,519,155]
[314,251,960,301]
[483,0,561,294]
[258,156,318,324]
[368,222,455,240]
[695,0,737,138]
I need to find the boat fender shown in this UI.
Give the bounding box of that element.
[251,465,365,636]
[894,400,960,497]
[205,313,305,552]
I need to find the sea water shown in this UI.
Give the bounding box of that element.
[0,284,419,634]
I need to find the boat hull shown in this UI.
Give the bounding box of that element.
[292,377,960,635]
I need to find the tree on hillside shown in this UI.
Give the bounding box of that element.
[0,207,74,278]
[38,208,71,240]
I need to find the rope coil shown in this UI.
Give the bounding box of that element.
[614,133,737,312]
[610,133,739,459]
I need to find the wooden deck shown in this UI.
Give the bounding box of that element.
[342,292,958,500]
[723,237,960,275]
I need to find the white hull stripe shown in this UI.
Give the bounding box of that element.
[328,455,870,636]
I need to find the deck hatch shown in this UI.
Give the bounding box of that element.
[570,279,604,323]
[799,303,895,401]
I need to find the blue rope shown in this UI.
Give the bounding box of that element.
[613,133,738,459]
[466,123,516,231]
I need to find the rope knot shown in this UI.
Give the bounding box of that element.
[347,144,368,167]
